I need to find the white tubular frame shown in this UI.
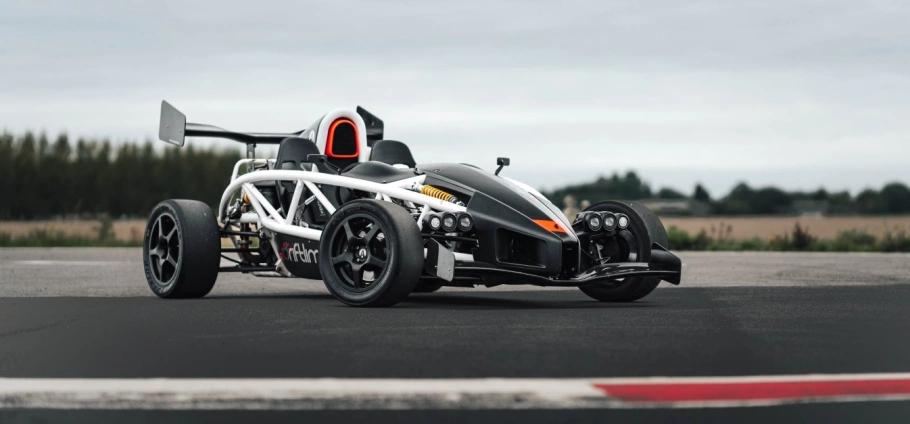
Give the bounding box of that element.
[220,165,467,242]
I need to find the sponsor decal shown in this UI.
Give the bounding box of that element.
[279,241,318,264]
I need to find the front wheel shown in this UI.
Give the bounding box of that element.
[318,200,423,307]
[143,199,221,298]
[578,200,668,302]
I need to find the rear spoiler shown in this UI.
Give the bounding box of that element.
[356,106,384,146]
[159,100,300,146]
[158,100,384,147]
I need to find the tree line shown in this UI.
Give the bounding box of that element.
[2,131,908,219]
[543,171,910,215]
[0,131,242,219]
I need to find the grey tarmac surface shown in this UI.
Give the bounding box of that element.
[1,248,910,423]
[2,248,909,297]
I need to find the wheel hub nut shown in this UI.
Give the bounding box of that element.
[355,247,368,263]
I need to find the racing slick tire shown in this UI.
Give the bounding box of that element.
[578,200,669,303]
[143,199,220,299]
[319,199,423,307]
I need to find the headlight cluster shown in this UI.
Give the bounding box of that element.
[425,212,473,233]
[577,211,629,233]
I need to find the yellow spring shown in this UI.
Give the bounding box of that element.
[421,185,456,202]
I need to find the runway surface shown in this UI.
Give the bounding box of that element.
[1,248,909,423]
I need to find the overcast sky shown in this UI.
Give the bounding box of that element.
[1,0,908,196]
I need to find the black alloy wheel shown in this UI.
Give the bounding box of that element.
[328,213,390,290]
[319,200,423,307]
[147,212,180,286]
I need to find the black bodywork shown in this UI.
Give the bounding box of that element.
[414,163,681,288]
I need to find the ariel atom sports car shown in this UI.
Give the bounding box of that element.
[144,100,682,307]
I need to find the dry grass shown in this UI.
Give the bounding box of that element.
[661,216,910,240]
[0,220,146,243]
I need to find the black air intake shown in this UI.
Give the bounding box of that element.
[495,229,547,268]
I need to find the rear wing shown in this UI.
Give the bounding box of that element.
[158,100,300,147]
[158,100,384,147]
[356,106,384,146]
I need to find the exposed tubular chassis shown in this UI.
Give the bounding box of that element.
[219,160,681,288]
[219,159,475,275]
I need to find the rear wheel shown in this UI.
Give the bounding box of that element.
[578,201,668,302]
[319,200,423,307]
[143,200,220,298]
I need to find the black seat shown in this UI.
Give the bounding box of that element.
[274,137,338,223]
[275,137,321,173]
[341,161,416,184]
[369,140,416,168]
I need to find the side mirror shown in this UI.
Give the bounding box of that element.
[495,157,510,176]
[306,154,327,164]
[306,154,341,174]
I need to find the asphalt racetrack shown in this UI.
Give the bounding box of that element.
[2,248,910,423]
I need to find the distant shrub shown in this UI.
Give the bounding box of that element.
[667,226,712,250]
[96,215,115,241]
[879,231,910,252]
[791,222,816,250]
[825,230,877,252]
[667,226,691,250]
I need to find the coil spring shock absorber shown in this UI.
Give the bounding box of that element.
[418,185,464,205]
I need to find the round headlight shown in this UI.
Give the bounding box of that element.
[601,212,617,231]
[441,212,458,232]
[457,213,474,232]
[584,213,603,232]
[427,214,442,231]
[617,214,630,229]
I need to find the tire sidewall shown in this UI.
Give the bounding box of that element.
[143,201,185,297]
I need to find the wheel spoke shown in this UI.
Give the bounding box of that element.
[166,255,178,268]
[363,225,380,244]
[148,252,161,277]
[365,256,386,270]
[350,264,363,287]
[332,252,353,265]
[166,226,177,241]
[148,226,157,249]
[156,217,165,240]
[342,221,355,241]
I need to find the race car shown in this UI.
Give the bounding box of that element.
[144,101,682,306]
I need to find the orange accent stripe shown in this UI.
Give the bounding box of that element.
[532,219,566,233]
[325,118,360,159]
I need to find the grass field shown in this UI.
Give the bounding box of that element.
[2,216,909,242]
[661,216,910,240]
[0,220,146,243]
